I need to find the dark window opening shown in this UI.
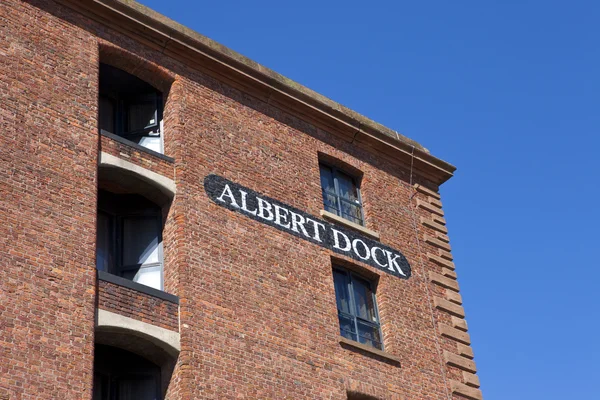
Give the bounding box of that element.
[347,392,381,400]
[333,267,383,350]
[93,344,162,400]
[319,163,364,226]
[96,190,164,290]
[99,63,163,154]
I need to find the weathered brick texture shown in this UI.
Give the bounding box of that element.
[0,0,99,398]
[97,279,178,332]
[0,0,479,399]
[99,134,175,179]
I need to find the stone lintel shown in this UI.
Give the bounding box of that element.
[96,309,180,355]
[99,152,176,198]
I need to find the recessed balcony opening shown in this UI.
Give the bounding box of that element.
[96,189,165,291]
[93,344,163,400]
[99,63,164,154]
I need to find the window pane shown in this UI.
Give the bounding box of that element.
[319,164,335,193]
[336,172,359,202]
[116,376,157,400]
[333,269,351,314]
[96,212,111,272]
[127,94,158,133]
[122,217,160,266]
[93,373,109,400]
[322,192,339,215]
[131,265,162,290]
[99,96,115,133]
[340,201,363,225]
[332,268,382,350]
[357,321,382,350]
[138,136,162,153]
[339,314,357,341]
[352,276,377,322]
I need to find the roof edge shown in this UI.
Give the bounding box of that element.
[57,0,457,184]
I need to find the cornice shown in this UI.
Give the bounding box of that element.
[53,0,457,184]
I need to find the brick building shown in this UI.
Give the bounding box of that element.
[0,0,483,399]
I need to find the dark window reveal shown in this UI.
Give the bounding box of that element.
[96,190,164,290]
[99,63,163,153]
[347,392,381,400]
[319,163,364,226]
[93,344,162,400]
[333,267,383,350]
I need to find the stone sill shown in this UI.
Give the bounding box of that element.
[339,336,401,365]
[320,210,380,240]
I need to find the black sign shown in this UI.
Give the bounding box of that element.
[204,174,411,279]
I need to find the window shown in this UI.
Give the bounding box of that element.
[333,267,383,350]
[319,163,364,226]
[347,392,381,400]
[93,344,162,400]
[96,190,164,290]
[99,63,164,154]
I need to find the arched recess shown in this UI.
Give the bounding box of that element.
[98,42,177,156]
[96,309,180,358]
[97,152,175,291]
[93,343,167,400]
[95,310,180,399]
[98,41,175,95]
[98,151,175,207]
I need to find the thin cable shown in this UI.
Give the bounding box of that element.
[351,123,361,144]
[406,145,453,400]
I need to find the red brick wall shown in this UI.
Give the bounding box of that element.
[99,134,175,180]
[171,76,451,399]
[97,279,179,332]
[0,0,99,398]
[0,1,473,399]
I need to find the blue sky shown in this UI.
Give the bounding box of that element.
[139,1,599,398]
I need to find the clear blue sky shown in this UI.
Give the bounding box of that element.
[140,1,599,398]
